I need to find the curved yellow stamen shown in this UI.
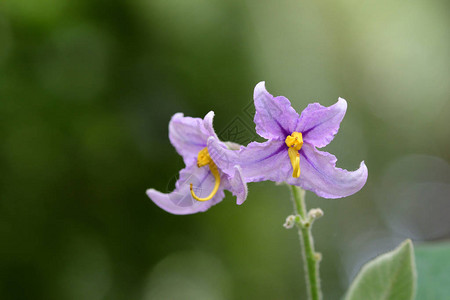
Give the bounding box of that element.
[288,148,301,178]
[190,163,221,201]
[285,132,303,178]
[190,147,221,201]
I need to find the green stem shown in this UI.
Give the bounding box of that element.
[290,185,322,300]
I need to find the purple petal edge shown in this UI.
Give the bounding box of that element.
[168,111,218,165]
[287,144,368,198]
[253,81,300,139]
[229,165,248,205]
[296,98,347,148]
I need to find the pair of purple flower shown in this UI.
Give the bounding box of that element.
[147,82,368,215]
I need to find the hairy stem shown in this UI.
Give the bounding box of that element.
[290,186,322,300]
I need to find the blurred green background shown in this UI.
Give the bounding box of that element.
[1,0,449,299]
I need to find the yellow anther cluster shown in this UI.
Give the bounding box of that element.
[285,132,303,150]
[196,147,212,167]
[190,147,221,202]
[285,132,303,178]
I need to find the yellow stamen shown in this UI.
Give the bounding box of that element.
[288,148,301,178]
[285,132,303,178]
[190,147,221,201]
[285,132,303,150]
[196,147,211,167]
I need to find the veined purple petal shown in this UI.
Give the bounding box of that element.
[169,111,217,165]
[286,143,368,198]
[296,98,347,148]
[203,111,219,140]
[146,163,225,215]
[226,165,248,205]
[207,136,291,183]
[254,82,300,139]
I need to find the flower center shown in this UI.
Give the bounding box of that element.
[190,147,221,202]
[285,132,303,178]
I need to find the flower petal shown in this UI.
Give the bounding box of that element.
[226,165,248,205]
[296,98,347,148]
[169,111,217,165]
[254,82,300,139]
[286,143,368,198]
[146,164,225,215]
[207,136,290,183]
[202,111,219,140]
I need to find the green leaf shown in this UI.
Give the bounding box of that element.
[345,239,417,300]
[415,242,450,300]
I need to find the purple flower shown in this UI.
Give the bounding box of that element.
[146,112,248,215]
[207,82,368,198]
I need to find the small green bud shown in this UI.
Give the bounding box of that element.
[283,215,297,229]
[308,208,324,220]
[314,252,322,261]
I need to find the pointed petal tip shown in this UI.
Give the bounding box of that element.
[359,160,369,176]
[146,185,221,216]
[333,98,347,113]
[146,188,168,207]
[169,113,184,129]
[204,110,215,119]
[342,160,369,197]
[145,188,175,213]
[337,97,347,107]
[346,160,368,190]
[146,188,157,198]
[203,111,216,136]
[231,164,248,205]
[294,145,369,199]
[254,81,268,97]
[171,112,184,120]
[359,161,369,185]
